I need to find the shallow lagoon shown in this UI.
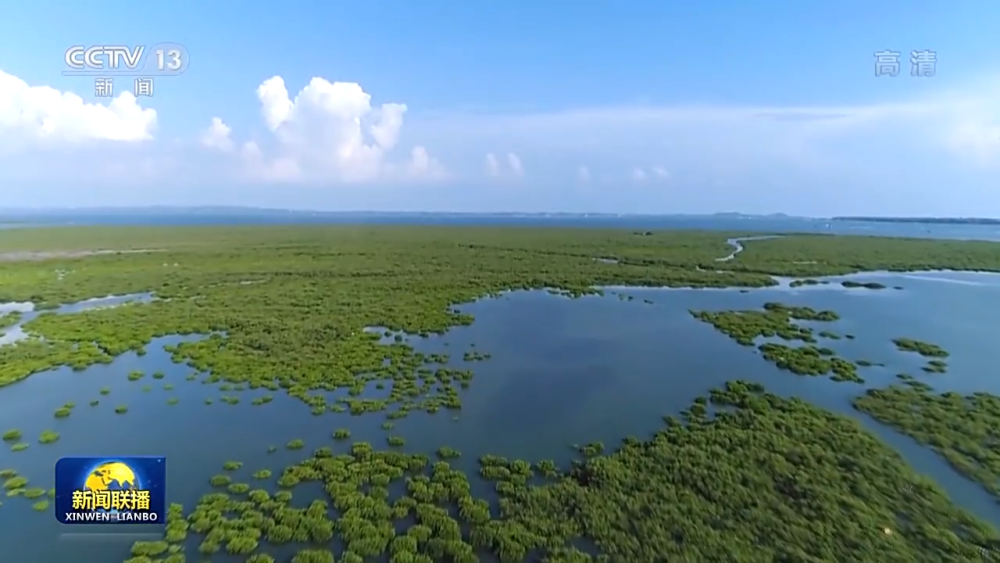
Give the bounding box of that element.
[2,271,1000,561]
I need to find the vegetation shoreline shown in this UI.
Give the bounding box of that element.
[1,226,999,561]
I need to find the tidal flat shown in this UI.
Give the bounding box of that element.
[1,226,1000,561]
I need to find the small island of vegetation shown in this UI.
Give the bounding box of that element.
[892,338,950,358]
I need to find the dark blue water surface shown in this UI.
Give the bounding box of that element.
[1,214,1000,561]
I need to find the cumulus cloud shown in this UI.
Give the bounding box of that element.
[484,152,523,178]
[201,117,233,151]
[243,76,440,183]
[0,69,156,145]
[4,66,1000,215]
[486,153,500,177]
[507,153,523,176]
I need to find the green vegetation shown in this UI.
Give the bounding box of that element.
[99,386,110,395]
[115,405,128,414]
[693,302,864,382]
[893,338,950,358]
[252,469,272,480]
[22,487,45,499]
[286,439,305,450]
[10,443,27,452]
[923,359,949,373]
[2,429,21,441]
[1,227,999,559]
[127,370,143,381]
[222,461,242,471]
[332,429,350,440]
[0,227,993,397]
[3,476,27,490]
[692,302,837,346]
[152,371,165,379]
[788,278,827,288]
[38,430,59,444]
[121,381,1000,561]
[228,482,250,494]
[0,311,23,331]
[166,397,179,405]
[462,350,491,361]
[209,474,232,487]
[854,378,1000,501]
[386,435,405,447]
[31,500,48,511]
[436,446,460,459]
[841,280,886,289]
[89,399,99,406]
[53,406,72,418]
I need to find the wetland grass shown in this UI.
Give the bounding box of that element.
[38,430,59,444]
[892,337,950,358]
[115,405,128,414]
[693,302,864,382]
[127,381,1000,561]
[841,280,886,289]
[0,227,994,401]
[0,227,999,559]
[854,378,1000,501]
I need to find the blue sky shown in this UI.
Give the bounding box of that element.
[1,1,998,215]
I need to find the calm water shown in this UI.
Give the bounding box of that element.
[2,270,1000,561]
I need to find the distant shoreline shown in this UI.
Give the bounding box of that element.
[834,217,1000,226]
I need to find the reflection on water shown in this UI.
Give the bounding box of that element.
[2,273,1000,561]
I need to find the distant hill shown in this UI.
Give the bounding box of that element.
[834,216,1000,225]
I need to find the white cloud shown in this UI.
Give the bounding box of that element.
[201,117,233,151]
[0,69,156,145]
[484,151,523,178]
[4,66,1000,215]
[242,76,439,183]
[485,152,499,177]
[507,152,523,176]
